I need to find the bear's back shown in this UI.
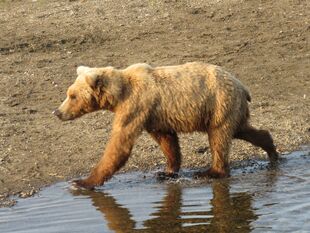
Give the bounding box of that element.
[149,62,250,132]
[153,62,250,101]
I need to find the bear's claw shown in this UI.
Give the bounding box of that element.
[194,168,230,179]
[155,171,179,181]
[71,179,96,190]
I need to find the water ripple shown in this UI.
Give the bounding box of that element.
[0,147,309,233]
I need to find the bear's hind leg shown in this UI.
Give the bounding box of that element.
[234,124,278,162]
[206,127,231,178]
[195,126,231,179]
[149,131,181,178]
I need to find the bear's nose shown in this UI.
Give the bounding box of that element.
[52,109,62,118]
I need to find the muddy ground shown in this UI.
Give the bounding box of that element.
[0,0,309,206]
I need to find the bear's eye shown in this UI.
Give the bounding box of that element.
[70,94,77,100]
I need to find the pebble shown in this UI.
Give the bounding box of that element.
[19,188,37,198]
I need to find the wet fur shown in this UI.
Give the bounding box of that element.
[55,62,278,189]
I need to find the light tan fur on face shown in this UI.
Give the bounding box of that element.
[56,74,96,120]
[54,62,278,189]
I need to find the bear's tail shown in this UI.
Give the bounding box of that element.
[234,76,251,102]
[245,90,251,102]
[243,87,251,102]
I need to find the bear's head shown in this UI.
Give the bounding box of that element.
[53,66,123,121]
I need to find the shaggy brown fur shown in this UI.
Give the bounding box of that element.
[53,62,278,189]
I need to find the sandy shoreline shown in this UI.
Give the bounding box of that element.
[0,0,309,207]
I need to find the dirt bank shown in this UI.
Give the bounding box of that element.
[0,0,309,206]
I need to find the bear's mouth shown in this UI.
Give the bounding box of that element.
[53,109,80,121]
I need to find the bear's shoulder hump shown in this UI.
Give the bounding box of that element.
[123,63,153,74]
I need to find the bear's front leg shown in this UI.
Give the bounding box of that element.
[73,125,141,190]
[148,131,181,180]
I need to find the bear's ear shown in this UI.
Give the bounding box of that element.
[77,66,91,76]
[85,72,104,90]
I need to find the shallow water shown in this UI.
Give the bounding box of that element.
[0,146,309,233]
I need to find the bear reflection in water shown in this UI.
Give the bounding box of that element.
[71,179,258,233]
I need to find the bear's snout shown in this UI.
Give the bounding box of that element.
[53,108,77,121]
[52,109,62,119]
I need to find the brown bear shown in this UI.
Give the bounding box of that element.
[53,62,278,189]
